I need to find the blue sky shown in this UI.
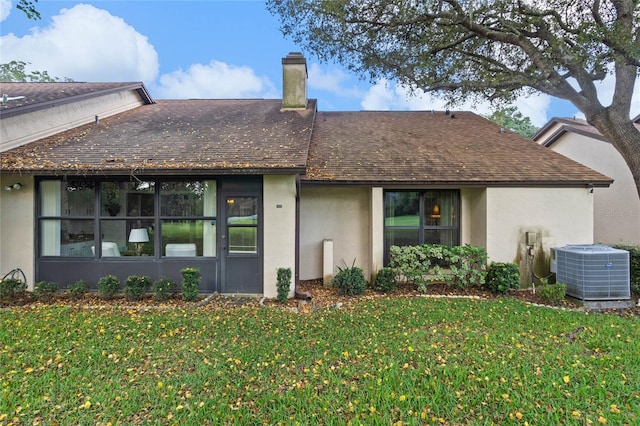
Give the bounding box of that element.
[1,1,638,127]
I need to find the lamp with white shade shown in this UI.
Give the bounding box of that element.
[128,228,149,256]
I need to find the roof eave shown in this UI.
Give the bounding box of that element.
[0,82,155,119]
[300,179,613,188]
[1,165,307,177]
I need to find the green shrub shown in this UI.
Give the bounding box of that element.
[181,267,201,302]
[372,267,397,293]
[538,282,567,305]
[66,279,89,299]
[0,278,27,300]
[124,275,152,301]
[333,261,367,296]
[447,245,488,288]
[276,267,292,303]
[153,277,177,301]
[33,281,59,301]
[388,244,487,291]
[614,245,640,294]
[486,262,520,293]
[97,274,120,300]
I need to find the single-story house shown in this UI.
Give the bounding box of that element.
[532,117,640,246]
[1,53,613,296]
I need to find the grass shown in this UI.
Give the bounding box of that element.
[1,298,638,425]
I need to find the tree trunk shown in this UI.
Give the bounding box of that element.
[587,114,640,201]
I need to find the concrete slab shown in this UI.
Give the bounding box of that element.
[567,296,637,310]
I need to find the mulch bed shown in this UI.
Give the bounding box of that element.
[2,279,639,317]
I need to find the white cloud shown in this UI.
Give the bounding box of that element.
[0,0,11,22]
[307,62,363,97]
[152,61,278,99]
[0,4,159,82]
[361,79,553,127]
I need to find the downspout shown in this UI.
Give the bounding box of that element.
[294,174,312,300]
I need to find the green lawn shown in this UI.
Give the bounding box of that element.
[385,215,420,226]
[1,298,638,424]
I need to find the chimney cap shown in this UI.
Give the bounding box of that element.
[282,52,306,65]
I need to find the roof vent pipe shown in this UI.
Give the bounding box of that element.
[282,52,308,110]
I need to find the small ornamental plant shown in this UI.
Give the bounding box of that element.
[33,281,59,302]
[153,277,177,301]
[538,281,567,305]
[372,267,397,293]
[0,278,27,301]
[124,275,152,301]
[486,262,520,294]
[333,260,367,296]
[97,274,120,300]
[181,267,201,302]
[276,267,292,303]
[66,279,89,299]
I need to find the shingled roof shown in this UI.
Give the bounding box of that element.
[303,111,612,186]
[0,82,153,118]
[532,116,640,147]
[0,85,612,186]
[1,99,316,175]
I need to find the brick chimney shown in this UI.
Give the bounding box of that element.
[282,52,307,109]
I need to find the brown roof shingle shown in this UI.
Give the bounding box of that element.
[0,82,153,118]
[303,111,612,186]
[1,99,316,174]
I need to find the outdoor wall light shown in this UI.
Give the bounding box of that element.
[4,183,22,191]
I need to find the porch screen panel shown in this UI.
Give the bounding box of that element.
[160,180,216,257]
[39,180,95,257]
[100,181,155,257]
[40,181,61,256]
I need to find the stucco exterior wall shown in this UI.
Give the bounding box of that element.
[547,134,639,245]
[1,91,145,152]
[461,188,487,248]
[485,187,594,287]
[262,175,297,298]
[299,186,370,281]
[0,174,35,289]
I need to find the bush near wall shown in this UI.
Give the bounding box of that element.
[614,245,640,294]
[276,268,292,303]
[124,275,152,301]
[33,281,59,302]
[333,261,367,296]
[0,278,27,301]
[181,267,201,301]
[97,275,120,300]
[486,262,520,294]
[388,244,487,292]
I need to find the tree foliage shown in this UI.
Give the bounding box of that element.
[16,0,40,20]
[485,106,539,138]
[0,60,67,82]
[267,0,640,197]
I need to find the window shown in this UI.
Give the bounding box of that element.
[226,197,258,253]
[384,190,460,263]
[38,178,217,258]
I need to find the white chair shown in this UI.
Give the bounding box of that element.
[91,242,121,257]
[166,243,197,257]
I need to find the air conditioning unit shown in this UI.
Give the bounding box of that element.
[553,245,630,301]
